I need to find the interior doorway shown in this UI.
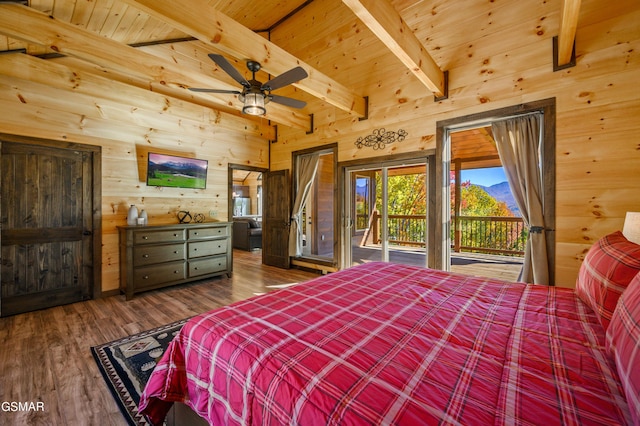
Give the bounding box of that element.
[228,164,268,254]
[231,169,263,219]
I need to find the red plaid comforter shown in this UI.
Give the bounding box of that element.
[139,262,631,425]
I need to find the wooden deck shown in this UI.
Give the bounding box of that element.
[351,239,523,282]
[449,252,523,282]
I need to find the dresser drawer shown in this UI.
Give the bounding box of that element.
[188,226,228,240]
[188,239,228,258]
[134,243,185,266]
[118,222,232,300]
[189,256,228,278]
[133,261,186,288]
[134,229,185,244]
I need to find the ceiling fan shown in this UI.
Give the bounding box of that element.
[189,54,308,116]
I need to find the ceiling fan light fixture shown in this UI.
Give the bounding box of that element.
[191,55,307,116]
[242,92,266,116]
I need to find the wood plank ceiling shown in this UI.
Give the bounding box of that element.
[0,0,583,160]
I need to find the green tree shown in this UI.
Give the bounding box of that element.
[367,169,522,251]
[375,172,426,215]
[449,171,513,218]
[449,173,523,254]
[374,171,427,246]
[460,185,513,217]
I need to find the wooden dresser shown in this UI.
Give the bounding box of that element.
[117,222,232,300]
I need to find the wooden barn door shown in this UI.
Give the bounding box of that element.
[262,170,290,268]
[1,140,100,317]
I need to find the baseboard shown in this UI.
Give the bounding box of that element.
[100,289,120,298]
[291,258,336,274]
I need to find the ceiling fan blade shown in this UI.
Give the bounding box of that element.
[208,54,250,88]
[188,88,242,94]
[261,66,308,91]
[268,94,306,109]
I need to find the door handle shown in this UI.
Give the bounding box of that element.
[83,230,92,236]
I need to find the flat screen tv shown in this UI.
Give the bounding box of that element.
[146,153,208,189]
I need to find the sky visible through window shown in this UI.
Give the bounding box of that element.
[461,167,506,187]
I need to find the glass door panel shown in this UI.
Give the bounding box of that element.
[299,150,335,261]
[355,175,371,232]
[385,165,428,267]
[344,160,427,268]
[348,169,382,265]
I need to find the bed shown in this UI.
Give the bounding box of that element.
[139,231,640,425]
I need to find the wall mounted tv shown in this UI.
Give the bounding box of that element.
[146,153,208,189]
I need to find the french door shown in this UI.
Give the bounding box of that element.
[435,99,556,283]
[343,159,428,268]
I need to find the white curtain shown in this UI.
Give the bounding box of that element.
[288,153,320,257]
[492,114,549,284]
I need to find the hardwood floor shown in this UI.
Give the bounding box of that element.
[0,250,319,426]
[0,248,523,426]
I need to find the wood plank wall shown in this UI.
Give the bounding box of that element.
[269,0,640,287]
[0,0,637,291]
[0,53,269,293]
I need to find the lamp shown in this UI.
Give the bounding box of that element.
[240,92,266,116]
[623,211,640,244]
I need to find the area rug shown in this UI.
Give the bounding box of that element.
[91,319,188,426]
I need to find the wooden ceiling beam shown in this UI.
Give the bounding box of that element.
[121,0,367,118]
[342,0,446,98]
[0,3,309,129]
[450,155,502,170]
[0,52,275,139]
[557,0,581,66]
[478,127,496,146]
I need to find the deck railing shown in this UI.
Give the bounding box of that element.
[362,212,526,256]
[355,213,369,231]
[455,215,526,256]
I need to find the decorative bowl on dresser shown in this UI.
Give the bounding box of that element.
[117,222,232,300]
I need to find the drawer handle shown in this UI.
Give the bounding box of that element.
[194,232,198,235]
[174,270,180,274]
[193,248,198,251]
[143,275,149,279]
[143,254,149,258]
[194,267,198,270]
[174,233,178,237]
[143,236,148,240]
[173,250,178,254]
